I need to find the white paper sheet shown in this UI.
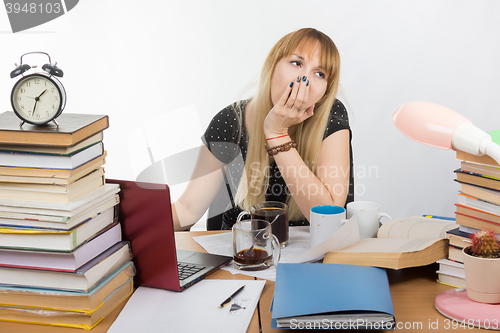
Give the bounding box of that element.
[289,216,360,263]
[107,280,266,333]
[193,219,360,281]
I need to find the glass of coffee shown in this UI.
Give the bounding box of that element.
[232,219,281,271]
[237,201,289,248]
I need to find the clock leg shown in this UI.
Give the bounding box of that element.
[52,119,60,127]
[19,121,25,127]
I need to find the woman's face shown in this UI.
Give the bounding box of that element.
[270,42,328,108]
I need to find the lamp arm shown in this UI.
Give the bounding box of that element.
[452,122,500,165]
[485,143,500,166]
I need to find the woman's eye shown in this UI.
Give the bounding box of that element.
[316,72,326,79]
[291,60,301,66]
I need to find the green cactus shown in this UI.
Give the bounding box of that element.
[469,229,500,258]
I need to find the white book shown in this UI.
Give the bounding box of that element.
[457,192,500,216]
[0,142,103,169]
[0,194,119,229]
[437,272,466,288]
[0,206,116,251]
[0,223,122,271]
[436,259,465,277]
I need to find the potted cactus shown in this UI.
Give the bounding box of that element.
[462,229,500,303]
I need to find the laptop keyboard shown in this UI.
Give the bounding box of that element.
[177,262,206,281]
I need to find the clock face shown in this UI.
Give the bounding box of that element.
[11,73,65,125]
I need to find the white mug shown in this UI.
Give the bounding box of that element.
[309,205,348,248]
[346,201,391,239]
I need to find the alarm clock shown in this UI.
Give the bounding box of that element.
[10,52,66,126]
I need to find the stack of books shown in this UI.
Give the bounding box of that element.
[437,129,500,289]
[0,112,134,330]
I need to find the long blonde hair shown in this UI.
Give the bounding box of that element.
[234,28,341,221]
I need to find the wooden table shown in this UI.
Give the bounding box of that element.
[0,231,485,332]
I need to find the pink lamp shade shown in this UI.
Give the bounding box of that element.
[393,101,500,165]
[392,101,470,150]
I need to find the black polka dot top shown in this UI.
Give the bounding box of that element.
[202,99,354,229]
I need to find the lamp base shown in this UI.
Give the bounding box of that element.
[435,289,500,330]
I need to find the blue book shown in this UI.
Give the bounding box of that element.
[271,263,395,330]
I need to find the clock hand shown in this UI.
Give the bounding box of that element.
[32,99,38,116]
[31,90,46,116]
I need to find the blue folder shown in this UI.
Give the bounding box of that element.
[271,263,395,330]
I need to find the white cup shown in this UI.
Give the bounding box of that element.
[346,201,391,239]
[309,205,348,248]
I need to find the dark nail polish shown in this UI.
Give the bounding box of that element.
[302,76,307,82]
[296,76,301,83]
[290,82,294,88]
[306,80,309,86]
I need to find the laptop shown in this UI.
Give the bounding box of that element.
[106,179,232,292]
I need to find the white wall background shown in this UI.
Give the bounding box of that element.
[1,0,499,229]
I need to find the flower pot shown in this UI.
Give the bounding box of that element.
[462,247,500,304]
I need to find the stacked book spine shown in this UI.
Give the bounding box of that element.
[0,112,134,330]
[437,129,500,289]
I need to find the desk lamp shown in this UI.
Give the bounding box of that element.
[392,101,500,165]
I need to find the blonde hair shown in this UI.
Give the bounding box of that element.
[234,28,341,221]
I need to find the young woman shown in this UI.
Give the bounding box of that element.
[173,28,354,231]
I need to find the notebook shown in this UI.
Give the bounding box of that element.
[106,179,232,292]
[271,263,395,330]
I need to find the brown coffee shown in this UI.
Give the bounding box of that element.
[252,207,289,245]
[234,248,272,271]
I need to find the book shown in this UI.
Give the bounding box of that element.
[271,263,395,330]
[0,241,132,292]
[0,165,104,186]
[0,167,104,192]
[446,228,472,249]
[455,169,500,191]
[0,279,132,330]
[460,161,500,179]
[323,216,457,270]
[0,206,117,251]
[455,203,500,225]
[0,262,134,311]
[0,176,105,202]
[0,168,103,186]
[455,129,500,166]
[0,183,119,218]
[437,272,466,288]
[0,171,104,203]
[0,112,108,147]
[457,192,500,216]
[0,141,104,169]
[437,258,465,277]
[459,182,500,206]
[0,151,106,178]
[0,132,103,156]
[455,211,500,234]
[0,223,121,271]
[448,245,464,263]
[0,193,119,230]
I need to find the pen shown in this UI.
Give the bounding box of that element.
[422,215,456,221]
[219,285,246,308]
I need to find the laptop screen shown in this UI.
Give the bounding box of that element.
[106,179,182,291]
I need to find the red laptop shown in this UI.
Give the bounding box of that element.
[106,179,232,291]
